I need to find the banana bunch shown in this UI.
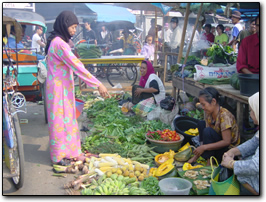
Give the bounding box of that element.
[129,186,148,195]
[95,178,129,195]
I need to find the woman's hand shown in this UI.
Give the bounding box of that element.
[98,83,111,98]
[134,88,143,97]
[221,155,234,169]
[193,145,206,157]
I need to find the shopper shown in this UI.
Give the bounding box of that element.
[222,92,259,195]
[188,87,240,165]
[45,11,110,165]
[228,10,243,51]
[132,60,165,105]
[120,28,135,55]
[31,26,46,54]
[140,35,158,63]
[201,24,214,44]
[236,18,256,48]
[83,19,97,45]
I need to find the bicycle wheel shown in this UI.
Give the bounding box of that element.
[106,64,138,87]
[10,111,25,189]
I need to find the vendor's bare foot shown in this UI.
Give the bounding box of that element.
[187,155,199,164]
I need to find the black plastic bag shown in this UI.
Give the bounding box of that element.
[160,96,175,111]
[218,166,233,182]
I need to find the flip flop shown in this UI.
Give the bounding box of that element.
[52,159,72,166]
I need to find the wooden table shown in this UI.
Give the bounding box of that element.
[172,76,249,135]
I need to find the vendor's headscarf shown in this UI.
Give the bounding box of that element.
[249,92,259,138]
[139,60,155,88]
[45,11,79,54]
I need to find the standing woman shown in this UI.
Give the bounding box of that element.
[132,60,165,105]
[188,87,240,165]
[45,11,110,165]
[214,24,229,46]
[222,92,259,195]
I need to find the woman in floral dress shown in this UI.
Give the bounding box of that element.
[45,11,109,165]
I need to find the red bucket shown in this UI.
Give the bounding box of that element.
[75,98,85,119]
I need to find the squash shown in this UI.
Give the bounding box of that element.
[174,146,195,162]
[164,150,176,159]
[178,142,191,152]
[182,162,203,171]
[155,154,170,166]
[155,158,174,177]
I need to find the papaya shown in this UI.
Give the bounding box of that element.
[174,146,195,162]
[182,162,203,171]
[188,128,199,134]
[155,158,174,177]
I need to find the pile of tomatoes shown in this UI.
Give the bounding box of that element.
[147,129,181,141]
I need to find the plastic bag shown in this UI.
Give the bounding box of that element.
[218,166,233,182]
[160,96,176,111]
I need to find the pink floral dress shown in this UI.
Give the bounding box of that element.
[46,37,101,163]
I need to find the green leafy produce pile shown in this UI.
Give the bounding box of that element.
[206,44,237,64]
[75,43,102,59]
[81,96,171,166]
[140,176,163,195]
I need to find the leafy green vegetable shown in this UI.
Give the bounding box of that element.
[140,176,163,195]
[206,44,237,64]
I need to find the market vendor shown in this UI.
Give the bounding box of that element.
[214,24,229,46]
[222,92,259,195]
[132,60,165,105]
[188,87,240,165]
[45,10,110,166]
[236,15,259,74]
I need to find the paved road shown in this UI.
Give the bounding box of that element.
[3,102,74,195]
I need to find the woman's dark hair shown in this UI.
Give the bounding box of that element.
[216,24,225,33]
[199,87,224,105]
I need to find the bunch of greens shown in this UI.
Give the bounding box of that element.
[206,44,237,64]
[186,109,204,120]
[140,176,163,195]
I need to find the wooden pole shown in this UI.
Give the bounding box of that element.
[177,3,190,64]
[154,7,158,66]
[183,3,203,65]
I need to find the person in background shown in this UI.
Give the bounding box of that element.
[214,24,229,46]
[236,18,256,48]
[45,11,110,165]
[236,15,259,74]
[201,24,214,44]
[159,23,172,44]
[167,17,182,65]
[148,18,162,44]
[31,26,46,54]
[132,60,165,105]
[211,26,216,37]
[83,19,97,45]
[98,26,112,45]
[228,10,243,51]
[188,87,240,165]
[120,28,135,55]
[140,35,158,63]
[6,25,26,49]
[222,92,259,195]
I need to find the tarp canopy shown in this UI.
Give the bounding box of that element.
[85,4,136,23]
[3,8,47,33]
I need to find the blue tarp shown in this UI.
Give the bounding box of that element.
[85,3,136,23]
[150,3,172,15]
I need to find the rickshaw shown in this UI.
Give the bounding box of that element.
[3,16,26,189]
[3,8,48,123]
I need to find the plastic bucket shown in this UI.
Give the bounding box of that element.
[75,98,85,119]
[159,177,192,195]
[173,116,199,145]
[238,74,259,96]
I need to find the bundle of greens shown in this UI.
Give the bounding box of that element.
[206,44,237,64]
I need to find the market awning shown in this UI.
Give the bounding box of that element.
[85,3,136,23]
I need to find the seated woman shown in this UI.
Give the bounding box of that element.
[140,35,158,63]
[188,87,240,165]
[221,92,259,195]
[132,60,165,105]
[214,24,229,46]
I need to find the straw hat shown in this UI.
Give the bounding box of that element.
[231,11,241,19]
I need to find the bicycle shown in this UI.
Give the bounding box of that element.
[3,50,26,189]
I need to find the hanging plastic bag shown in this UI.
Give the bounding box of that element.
[218,166,233,182]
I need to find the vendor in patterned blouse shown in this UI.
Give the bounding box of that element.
[188,87,240,165]
[45,11,110,166]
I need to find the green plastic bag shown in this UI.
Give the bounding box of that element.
[208,156,240,195]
